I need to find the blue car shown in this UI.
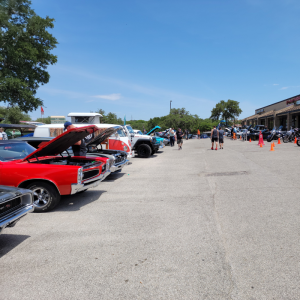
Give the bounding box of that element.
[147,126,169,146]
[200,134,209,139]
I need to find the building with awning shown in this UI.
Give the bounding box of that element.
[241,94,300,130]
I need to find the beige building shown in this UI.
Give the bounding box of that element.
[242,94,300,130]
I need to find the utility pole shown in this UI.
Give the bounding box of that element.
[170,100,172,113]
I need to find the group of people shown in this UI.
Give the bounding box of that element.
[168,128,184,150]
[210,126,224,150]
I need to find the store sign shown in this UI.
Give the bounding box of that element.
[286,95,300,105]
[296,100,300,105]
[255,108,264,114]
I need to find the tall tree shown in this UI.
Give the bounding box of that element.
[210,99,242,124]
[0,0,58,112]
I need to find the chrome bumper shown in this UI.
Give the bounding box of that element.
[127,150,135,159]
[110,160,129,172]
[70,169,111,194]
[0,205,34,234]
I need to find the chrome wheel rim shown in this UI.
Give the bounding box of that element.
[32,187,51,208]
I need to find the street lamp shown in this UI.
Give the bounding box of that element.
[170,100,172,113]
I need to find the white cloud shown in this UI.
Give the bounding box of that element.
[93,93,121,101]
[273,84,279,86]
[280,87,289,90]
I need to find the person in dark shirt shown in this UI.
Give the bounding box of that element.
[64,121,87,156]
[219,128,224,149]
[210,126,219,150]
[176,128,184,150]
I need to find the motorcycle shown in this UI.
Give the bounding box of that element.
[283,127,295,143]
[267,126,284,142]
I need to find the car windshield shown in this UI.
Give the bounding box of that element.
[116,129,126,137]
[136,131,143,135]
[0,142,36,161]
[126,126,135,134]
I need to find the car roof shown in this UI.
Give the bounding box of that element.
[0,140,27,143]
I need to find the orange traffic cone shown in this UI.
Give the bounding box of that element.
[270,143,274,151]
[240,135,242,140]
[294,137,297,144]
[272,142,275,147]
[249,138,252,142]
[260,143,263,148]
[278,137,281,144]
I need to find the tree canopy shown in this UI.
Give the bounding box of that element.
[0,0,58,112]
[210,99,242,124]
[93,108,217,133]
[0,105,31,123]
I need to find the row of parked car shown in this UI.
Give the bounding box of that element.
[0,113,174,235]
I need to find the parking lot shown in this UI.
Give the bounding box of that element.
[1,138,300,300]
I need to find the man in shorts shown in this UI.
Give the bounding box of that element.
[210,125,219,150]
[176,128,184,150]
[219,127,224,149]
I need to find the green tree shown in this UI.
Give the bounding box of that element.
[0,105,31,123]
[210,99,242,124]
[0,0,58,112]
[35,116,51,124]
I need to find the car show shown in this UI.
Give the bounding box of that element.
[2,0,300,299]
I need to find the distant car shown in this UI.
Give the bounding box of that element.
[0,186,34,234]
[200,134,209,139]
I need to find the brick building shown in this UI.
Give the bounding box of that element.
[241,94,300,130]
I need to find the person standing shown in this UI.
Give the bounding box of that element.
[176,128,184,150]
[169,128,175,147]
[197,129,200,139]
[64,121,87,156]
[0,128,8,140]
[211,126,219,150]
[219,127,224,149]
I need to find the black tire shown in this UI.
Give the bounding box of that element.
[297,140,300,147]
[267,136,272,142]
[137,144,152,158]
[26,181,61,212]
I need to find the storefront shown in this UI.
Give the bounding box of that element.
[242,94,300,130]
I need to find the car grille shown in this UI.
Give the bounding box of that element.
[0,197,22,217]
[115,155,126,164]
[83,169,100,180]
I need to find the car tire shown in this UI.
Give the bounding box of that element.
[137,144,152,158]
[26,181,61,212]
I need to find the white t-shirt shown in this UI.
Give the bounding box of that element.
[0,132,8,140]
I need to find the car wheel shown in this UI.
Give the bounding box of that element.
[137,144,152,158]
[26,181,61,212]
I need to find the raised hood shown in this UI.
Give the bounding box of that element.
[147,126,161,135]
[23,125,97,161]
[86,125,122,146]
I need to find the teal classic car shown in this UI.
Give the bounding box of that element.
[147,126,170,146]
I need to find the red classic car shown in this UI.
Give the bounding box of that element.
[0,125,110,212]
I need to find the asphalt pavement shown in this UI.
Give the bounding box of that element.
[1,137,300,300]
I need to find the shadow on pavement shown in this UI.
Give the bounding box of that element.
[51,190,106,212]
[105,172,126,181]
[0,234,30,258]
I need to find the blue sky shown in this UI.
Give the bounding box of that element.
[31,0,300,121]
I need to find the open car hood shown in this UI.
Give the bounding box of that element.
[147,126,161,135]
[23,125,98,161]
[86,125,122,146]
